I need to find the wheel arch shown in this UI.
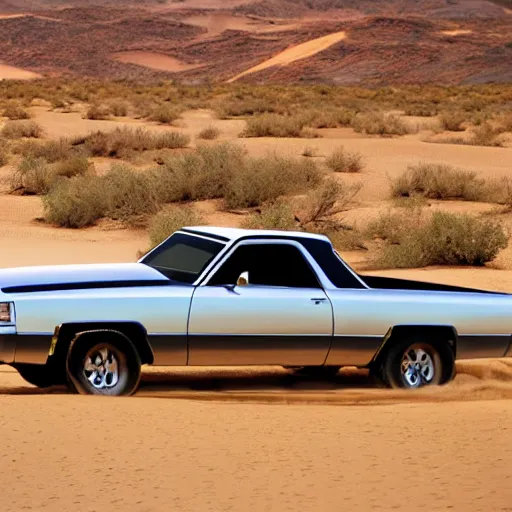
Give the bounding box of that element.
[371,324,458,366]
[50,321,154,366]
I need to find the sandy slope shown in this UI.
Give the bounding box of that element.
[112,51,203,72]
[0,63,41,80]
[227,31,347,82]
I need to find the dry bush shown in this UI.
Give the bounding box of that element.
[10,157,52,195]
[149,207,205,249]
[391,163,486,201]
[108,100,129,117]
[215,98,285,118]
[325,147,364,173]
[351,113,410,136]
[469,122,504,147]
[43,176,107,228]
[497,112,512,132]
[302,146,317,157]
[83,127,189,158]
[225,155,321,209]
[439,111,466,132]
[0,141,8,167]
[149,105,182,125]
[52,155,91,179]
[241,114,311,138]
[2,120,42,139]
[404,104,438,117]
[197,126,220,140]
[2,102,30,120]
[302,108,356,128]
[371,210,507,268]
[151,143,247,203]
[242,201,297,231]
[102,165,160,221]
[84,104,111,120]
[11,138,74,163]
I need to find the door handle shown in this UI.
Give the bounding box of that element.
[311,298,327,305]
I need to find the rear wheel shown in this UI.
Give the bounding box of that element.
[66,330,141,396]
[376,337,455,389]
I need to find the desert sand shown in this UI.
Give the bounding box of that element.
[1,100,512,511]
[227,31,347,82]
[112,52,203,73]
[0,63,41,81]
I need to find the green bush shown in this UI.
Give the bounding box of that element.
[2,120,42,139]
[390,163,485,201]
[52,155,91,179]
[12,138,74,163]
[373,211,507,268]
[2,102,30,120]
[149,208,205,248]
[43,176,107,228]
[197,126,221,140]
[351,113,410,136]
[325,147,364,173]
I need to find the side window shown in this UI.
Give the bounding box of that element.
[208,243,321,289]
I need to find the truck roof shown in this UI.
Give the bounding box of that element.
[181,226,331,243]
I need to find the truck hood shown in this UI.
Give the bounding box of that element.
[0,263,168,293]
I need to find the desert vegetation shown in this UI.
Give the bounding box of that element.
[325,147,364,173]
[2,121,43,139]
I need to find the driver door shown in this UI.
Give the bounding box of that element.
[187,241,333,365]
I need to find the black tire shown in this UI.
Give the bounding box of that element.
[287,366,341,378]
[376,337,455,389]
[66,330,141,396]
[13,363,58,388]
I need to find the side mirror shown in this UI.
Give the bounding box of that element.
[236,271,249,286]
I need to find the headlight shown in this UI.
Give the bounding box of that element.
[0,303,13,323]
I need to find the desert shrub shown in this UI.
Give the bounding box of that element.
[2,102,30,120]
[351,112,410,136]
[241,114,310,138]
[372,211,507,268]
[2,120,42,139]
[439,111,466,131]
[11,138,74,163]
[390,163,486,201]
[242,201,297,230]
[497,112,512,132]
[83,127,189,158]
[102,165,160,221]
[469,122,504,147]
[302,146,317,157]
[148,207,205,248]
[149,104,182,125]
[224,155,321,209]
[151,143,247,204]
[404,104,438,117]
[215,98,285,118]
[52,155,91,179]
[84,104,110,120]
[0,141,9,167]
[10,157,52,195]
[325,147,364,173]
[302,108,356,128]
[43,176,107,228]
[366,208,422,245]
[108,100,129,117]
[197,126,220,140]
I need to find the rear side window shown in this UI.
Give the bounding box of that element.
[208,243,321,288]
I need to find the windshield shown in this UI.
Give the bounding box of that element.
[141,232,225,284]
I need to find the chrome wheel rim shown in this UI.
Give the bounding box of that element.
[401,345,435,388]
[84,346,119,390]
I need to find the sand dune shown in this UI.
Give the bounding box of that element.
[0,63,41,80]
[441,29,473,36]
[227,31,347,82]
[112,51,202,72]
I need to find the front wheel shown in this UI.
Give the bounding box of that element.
[66,330,141,396]
[376,338,455,389]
